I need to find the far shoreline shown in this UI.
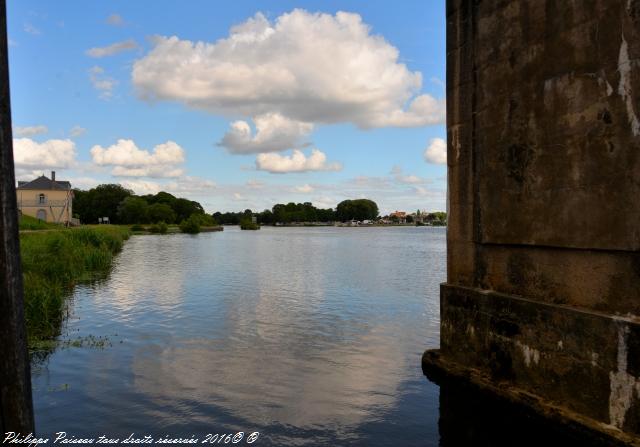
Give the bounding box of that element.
[222,223,447,228]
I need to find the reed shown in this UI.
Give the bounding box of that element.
[20,225,130,343]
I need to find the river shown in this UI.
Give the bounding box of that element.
[30,226,595,446]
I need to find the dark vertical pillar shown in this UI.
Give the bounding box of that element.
[0,0,35,434]
[426,0,640,442]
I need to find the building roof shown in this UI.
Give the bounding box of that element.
[17,175,71,191]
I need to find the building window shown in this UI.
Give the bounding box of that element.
[38,193,46,204]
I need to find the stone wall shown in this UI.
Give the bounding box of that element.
[428,0,640,440]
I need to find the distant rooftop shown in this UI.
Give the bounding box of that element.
[17,173,71,191]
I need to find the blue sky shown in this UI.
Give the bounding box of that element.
[7,1,447,214]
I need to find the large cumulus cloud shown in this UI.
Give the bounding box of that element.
[132,10,445,130]
[90,139,186,178]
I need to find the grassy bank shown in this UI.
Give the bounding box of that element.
[19,214,61,230]
[20,225,130,344]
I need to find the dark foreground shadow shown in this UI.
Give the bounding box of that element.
[435,376,620,447]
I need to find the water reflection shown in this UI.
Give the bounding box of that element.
[131,326,407,429]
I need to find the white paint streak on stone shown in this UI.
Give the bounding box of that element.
[557,340,563,350]
[596,75,614,96]
[466,324,475,338]
[591,352,599,367]
[516,341,540,367]
[617,33,640,137]
[608,325,640,429]
[450,125,461,163]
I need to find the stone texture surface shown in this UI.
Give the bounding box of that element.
[427,353,634,446]
[436,0,640,439]
[439,284,640,435]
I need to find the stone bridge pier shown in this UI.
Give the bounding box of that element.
[423,0,640,443]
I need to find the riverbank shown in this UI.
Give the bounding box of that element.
[20,225,130,345]
[257,222,446,228]
[130,224,223,235]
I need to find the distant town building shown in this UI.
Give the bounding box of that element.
[16,171,74,224]
[389,211,407,224]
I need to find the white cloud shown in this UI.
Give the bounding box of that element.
[13,138,76,170]
[219,113,312,154]
[89,66,117,100]
[69,125,86,137]
[424,138,447,164]
[132,10,445,129]
[119,180,162,195]
[256,149,342,174]
[245,179,264,189]
[165,176,216,194]
[233,192,247,201]
[117,176,216,197]
[312,196,336,209]
[70,177,101,190]
[91,139,185,178]
[349,175,392,189]
[390,165,428,184]
[293,184,314,193]
[14,125,47,137]
[412,185,440,197]
[86,39,138,58]
[105,14,125,26]
[24,23,40,35]
[111,165,184,178]
[430,77,445,89]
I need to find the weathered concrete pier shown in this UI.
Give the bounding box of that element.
[423,0,640,443]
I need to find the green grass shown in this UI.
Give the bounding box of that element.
[20,225,130,344]
[19,214,61,230]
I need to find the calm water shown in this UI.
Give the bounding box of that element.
[29,226,602,446]
[32,226,444,446]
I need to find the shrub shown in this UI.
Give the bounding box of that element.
[157,221,168,234]
[189,213,217,226]
[130,224,144,232]
[240,218,260,230]
[179,214,201,234]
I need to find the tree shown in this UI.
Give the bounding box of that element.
[73,184,133,224]
[335,199,379,221]
[426,211,447,226]
[148,203,176,224]
[258,209,274,224]
[173,198,204,222]
[151,191,178,205]
[117,197,149,224]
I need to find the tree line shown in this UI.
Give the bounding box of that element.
[73,186,444,227]
[213,199,379,225]
[73,185,214,225]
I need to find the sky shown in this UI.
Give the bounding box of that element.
[7,1,447,215]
